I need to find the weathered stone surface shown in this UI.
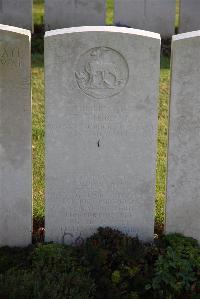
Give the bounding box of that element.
[45,27,160,244]
[0,0,32,31]
[179,0,200,33]
[166,31,200,242]
[114,0,176,38]
[45,0,105,31]
[0,25,32,247]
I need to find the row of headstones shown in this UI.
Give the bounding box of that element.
[1,0,200,37]
[115,0,200,36]
[0,24,200,247]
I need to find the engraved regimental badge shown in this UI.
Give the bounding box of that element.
[75,47,129,99]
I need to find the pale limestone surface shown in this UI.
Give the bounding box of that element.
[0,25,32,247]
[179,0,200,33]
[45,26,160,244]
[45,0,106,31]
[0,0,32,31]
[166,31,200,242]
[114,0,176,38]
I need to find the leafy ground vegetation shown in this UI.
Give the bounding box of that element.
[1,228,200,299]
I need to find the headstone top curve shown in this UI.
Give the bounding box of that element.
[173,30,200,42]
[0,24,31,37]
[45,26,161,40]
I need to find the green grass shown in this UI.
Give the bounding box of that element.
[32,54,45,227]
[156,56,170,231]
[33,3,44,26]
[176,0,180,29]
[33,0,44,26]
[106,0,114,25]
[32,0,173,232]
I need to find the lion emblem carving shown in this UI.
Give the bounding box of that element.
[75,47,129,99]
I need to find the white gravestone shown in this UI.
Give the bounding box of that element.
[0,0,32,31]
[45,0,106,31]
[166,31,200,242]
[0,25,32,247]
[114,0,176,38]
[179,0,200,33]
[45,27,160,244]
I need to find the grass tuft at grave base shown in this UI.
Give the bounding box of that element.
[1,227,200,299]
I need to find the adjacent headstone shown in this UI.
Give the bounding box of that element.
[179,0,200,33]
[45,27,160,244]
[45,0,106,31]
[114,0,176,38]
[0,0,32,31]
[0,25,32,247]
[166,31,200,242]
